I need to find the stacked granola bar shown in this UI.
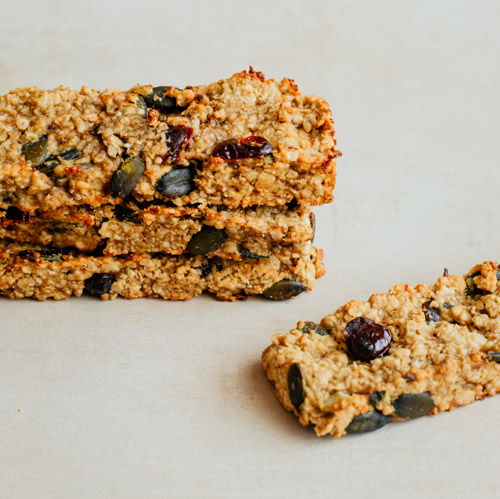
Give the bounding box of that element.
[0,69,339,300]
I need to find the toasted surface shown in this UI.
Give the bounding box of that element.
[262,262,500,437]
[0,69,338,211]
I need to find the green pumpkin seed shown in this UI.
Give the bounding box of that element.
[143,86,178,113]
[393,392,435,419]
[135,95,148,118]
[298,321,329,336]
[187,225,227,255]
[21,135,48,166]
[346,411,391,434]
[262,279,307,300]
[287,363,305,412]
[323,391,351,411]
[155,166,194,198]
[38,148,83,175]
[110,157,145,198]
[487,353,500,362]
[238,247,267,259]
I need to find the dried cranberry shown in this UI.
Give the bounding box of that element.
[84,273,116,296]
[212,135,272,160]
[165,125,193,157]
[5,206,30,222]
[422,301,441,323]
[344,317,392,362]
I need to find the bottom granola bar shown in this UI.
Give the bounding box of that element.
[262,262,500,437]
[0,241,324,301]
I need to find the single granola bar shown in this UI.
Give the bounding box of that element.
[262,262,500,437]
[0,69,339,212]
[0,241,324,301]
[0,203,315,258]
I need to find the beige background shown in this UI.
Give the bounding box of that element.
[1,0,500,497]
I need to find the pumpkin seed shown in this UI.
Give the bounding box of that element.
[287,363,305,412]
[262,279,307,300]
[110,157,145,198]
[346,411,391,434]
[155,166,194,198]
[487,353,500,362]
[393,392,435,419]
[187,225,227,255]
[143,86,178,113]
[21,135,48,166]
[298,321,329,336]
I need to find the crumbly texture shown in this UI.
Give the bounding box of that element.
[0,241,324,301]
[0,204,315,258]
[0,69,338,211]
[262,262,500,438]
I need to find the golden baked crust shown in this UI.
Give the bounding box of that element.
[0,69,339,211]
[262,262,500,437]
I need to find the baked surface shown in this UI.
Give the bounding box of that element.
[262,262,500,437]
[0,69,338,211]
[0,241,324,301]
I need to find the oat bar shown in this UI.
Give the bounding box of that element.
[0,204,315,258]
[0,69,338,211]
[262,262,500,437]
[0,241,324,301]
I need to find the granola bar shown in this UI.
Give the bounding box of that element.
[0,241,324,301]
[262,262,500,437]
[0,69,338,212]
[0,204,315,258]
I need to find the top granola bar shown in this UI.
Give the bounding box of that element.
[0,69,339,211]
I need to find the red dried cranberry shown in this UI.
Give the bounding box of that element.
[165,125,193,158]
[344,317,392,362]
[422,301,441,323]
[212,135,272,160]
[5,206,30,222]
[84,273,116,296]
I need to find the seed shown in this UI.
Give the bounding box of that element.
[310,212,316,243]
[465,271,482,297]
[346,411,391,434]
[262,279,307,300]
[84,273,116,296]
[422,301,441,323]
[5,206,30,222]
[143,86,179,113]
[110,157,145,198]
[114,204,141,224]
[369,391,385,407]
[135,95,148,117]
[155,166,194,198]
[298,321,329,336]
[38,148,83,175]
[487,353,500,362]
[187,225,227,255]
[393,392,435,419]
[21,135,48,166]
[238,247,266,259]
[344,317,393,362]
[287,363,305,412]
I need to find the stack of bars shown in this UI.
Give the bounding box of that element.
[0,69,340,300]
